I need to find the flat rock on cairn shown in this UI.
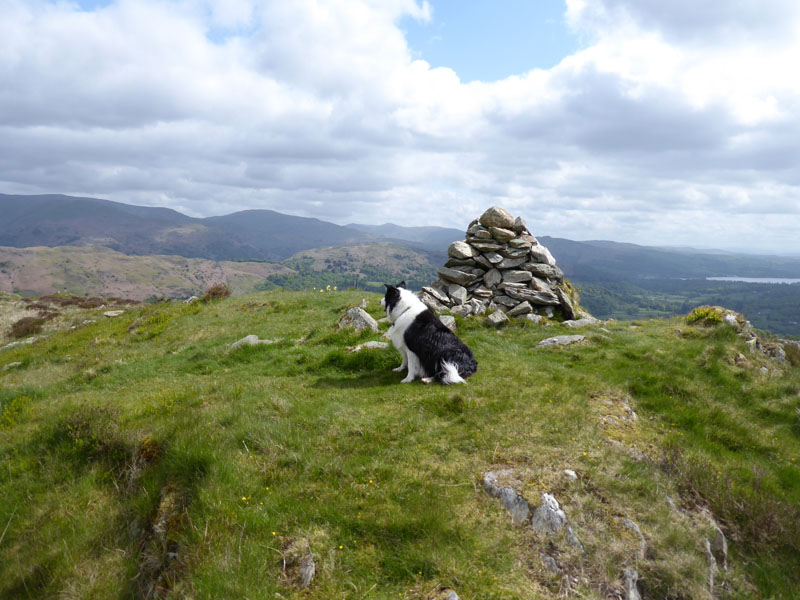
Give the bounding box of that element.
[420,206,581,321]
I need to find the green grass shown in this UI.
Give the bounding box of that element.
[1,291,799,599]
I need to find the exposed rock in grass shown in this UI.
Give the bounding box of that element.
[439,315,456,331]
[563,317,600,328]
[346,341,389,353]
[103,310,125,318]
[338,307,379,333]
[487,311,509,327]
[428,587,460,600]
[538,335,585,347]
[482,470,531,525]
[623,568,642,600]
[229,334,275,350]
[2,361,22,371]
[563,469,578,480]
[531,493,567,534]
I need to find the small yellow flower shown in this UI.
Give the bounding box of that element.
[272,531,276,536]
[583,452,587,456]
[339,545,343,550]
[242,496,247,501]
[333,286,337,291]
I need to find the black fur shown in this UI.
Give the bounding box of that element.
[382,283,403,313]
[403,309,478,383]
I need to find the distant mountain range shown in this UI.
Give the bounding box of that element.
[3,193,800,281]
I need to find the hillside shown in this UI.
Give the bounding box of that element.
[1,291,799,599]
[0,246,292,300]
[264,243,440,292]
[0,194,374,261]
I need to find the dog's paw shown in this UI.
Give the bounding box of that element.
[421,376,434,385]
[392,366,405,372]
[400,376,415,383]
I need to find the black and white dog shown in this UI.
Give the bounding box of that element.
[381,282,478,384]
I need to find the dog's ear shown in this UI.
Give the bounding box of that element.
[397,281,407,289]
[383,283,394,291]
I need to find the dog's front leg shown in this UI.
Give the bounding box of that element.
[401,352,420,383]
[393,348,408,373]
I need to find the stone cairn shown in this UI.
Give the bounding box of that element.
[419,206,579,322]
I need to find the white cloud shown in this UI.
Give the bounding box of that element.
[1,0,799,253]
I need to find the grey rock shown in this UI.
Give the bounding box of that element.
[507,301,533,317]
[563,318,597,328]
[508,237,532,250]
[230,334,276,350]
[422,286,451,305]
[299,553,316,588]
[469,299,487,315]
[538,335,586,347]
[104,310,125,318]
[623,568,642,600]
[448,284,468,306]
[483,268,502,287]
[563,469,578,480]
[438,266,478,286]
[346,341,389,353]
[184,296,199,304]
[473,254,493,269]
[711,525,728,571]
[623,518,646,559]
[705,538,717,592]
[494,295,518,307]
[339,307,379,333]
[522,263,564,280]
[514,216,527,232]
[479,206,515,229]
[451,304,472,317]
[497,281,526,292]
[555,287,577,320]
[487,311,510,327]
[472,286,493,298]
[1,337,39,352]
[439,315,457,331]
[529,244,556,266]
[419,292,448,314]
[470,240,504,252]
[483,251,504,264]
[544,306,555,318]
[540,553,560,573]
[482,470,531,524]
[489,226,516,242]
[503,270,533,283]
[529,277,553,292]
[517,313,543,323]
[2,361,23,372]
[444,257,476,268]
[566,526,584,551]
[448,240,478,259]
[505,287,560,305]
[531,493,567,534]
[500,247,529,259]
[496,256,528,269]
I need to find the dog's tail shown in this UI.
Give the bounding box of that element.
[438,361,465,385]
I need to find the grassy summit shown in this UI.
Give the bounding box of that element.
[1,291,798,599]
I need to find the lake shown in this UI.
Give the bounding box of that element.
[706,277,800,284]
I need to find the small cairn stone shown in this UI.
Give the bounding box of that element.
[422,206,586,321]
[229,334,275,351]
[339,307,379,333]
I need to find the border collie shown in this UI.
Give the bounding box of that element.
[381,282,478,384]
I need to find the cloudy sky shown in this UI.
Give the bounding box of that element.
[2,0,800,254]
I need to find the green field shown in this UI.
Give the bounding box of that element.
[1,291,799,599]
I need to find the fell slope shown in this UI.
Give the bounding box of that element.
[1,292,798,599]
[0,245,291,300]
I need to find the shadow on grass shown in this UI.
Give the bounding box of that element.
[312,371,399,389]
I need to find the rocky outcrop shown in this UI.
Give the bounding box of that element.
[420,207,582,321]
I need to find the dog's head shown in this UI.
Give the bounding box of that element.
[381,281,407,318]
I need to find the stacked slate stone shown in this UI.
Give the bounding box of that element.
[419,206,578,321]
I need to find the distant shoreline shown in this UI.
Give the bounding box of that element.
[707,277,800,284]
